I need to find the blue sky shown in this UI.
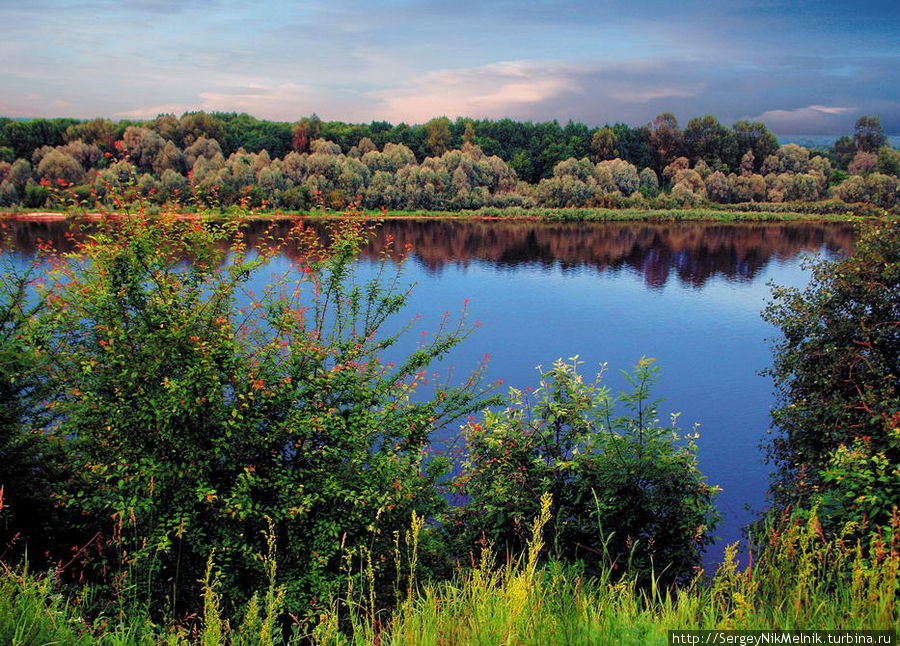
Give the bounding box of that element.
[1,0,897,134]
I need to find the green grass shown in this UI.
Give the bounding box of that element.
[259,206,877,222]
[316,502,898,645]
[469,206,860,222]
[3,506,897,645]
[1,205,882,223]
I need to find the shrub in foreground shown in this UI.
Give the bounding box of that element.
[448,357,719,584]
[763,220,899,530]
[27,210,493,617]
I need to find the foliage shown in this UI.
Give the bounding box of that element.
[448,357,719,584]
[356,509,898,645]
[854,116,888,154]
[3,113,897,213]
[28,209,493,616]
[763,221,899,521]
[0,235,72,563]
[816,436,900,535]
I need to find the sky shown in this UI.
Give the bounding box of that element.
[1,0,898,134]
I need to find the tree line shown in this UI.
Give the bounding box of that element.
[0,112,897,211]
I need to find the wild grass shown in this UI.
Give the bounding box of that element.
[314,501,898,645]
[3,503,896,645]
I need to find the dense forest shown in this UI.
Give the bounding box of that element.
[0,112,897,212]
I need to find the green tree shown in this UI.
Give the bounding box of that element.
[425,117,453,157]
[831,135,857,170]
[292,115,322,154]
[65,118,119,152]
[647,113,683,172]
[854,116,887,153]
[877,146,900,176]
[705,170,731,203]
[638,167,659,197]
[462,120,476,146]
[590,127,619,162]
[684,115,736,171]
[36,149,84,186]
[178,112,227,149]
[732,120,779,171]
[1,119,77,160]
[613,124,656,171]
[848,151,878,176]
[0,244,73,565]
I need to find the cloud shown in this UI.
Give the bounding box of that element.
[196,84,330,121]
[113,103,202,119]
[366,59,709,124]
[103,57,711,126]
[804,105,855,115]
[3,0,898,134]
[609,86,701,103]
[368,60,582,122]
[111,83,379,122]
[748,105,859,134]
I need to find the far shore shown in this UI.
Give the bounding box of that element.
[1,206,885,224]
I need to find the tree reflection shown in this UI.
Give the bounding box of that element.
[2,218,855,289]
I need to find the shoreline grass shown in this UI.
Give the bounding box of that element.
[0,205,886,223]
[3,508,897,645]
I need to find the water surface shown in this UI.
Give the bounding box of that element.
[352,220,854,561]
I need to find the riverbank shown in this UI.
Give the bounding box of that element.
[1,205,887,223]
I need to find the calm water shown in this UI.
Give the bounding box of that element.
[6,218,856,562]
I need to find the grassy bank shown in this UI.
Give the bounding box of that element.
[0,205,881,223]
[4,508,897,645]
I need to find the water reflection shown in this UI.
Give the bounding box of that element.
[3,218,855,290]
[357,220,855,288]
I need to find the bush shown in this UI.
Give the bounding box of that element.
[0,241,78,565]
[281,184,312,211]
[763,221,899,521]
[29,211,493,617]
[816,436,900,535]
[22,184,49,209]
[449,357,719,584]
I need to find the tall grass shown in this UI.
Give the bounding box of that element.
[2,506,897,645]
[314,502,898,645]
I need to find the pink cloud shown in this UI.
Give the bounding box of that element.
[368,60,583,122]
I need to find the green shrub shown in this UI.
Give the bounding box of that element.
[281,184,312,211]
[22,183,49,208]
[30,211,493,617]
[0,246,71,564]
[448,357,719,584]
[816,436,900,535]
[763,221,899,523]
